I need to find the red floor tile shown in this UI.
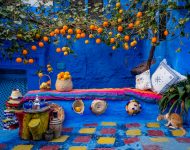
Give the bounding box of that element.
[73,136,91,143]
[124,137,140,144]
[125,123,140,128]
[95,148,115,150]
[40,145,60,150]
[148,130,164,136]
[176,137,190,143]
[62,127,73,132]
[84,123,98,127]
[101,128,116,134]
[142,144,162,150]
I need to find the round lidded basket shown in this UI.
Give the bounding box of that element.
[39,74,51,91]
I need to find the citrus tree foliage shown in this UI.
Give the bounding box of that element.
[0,0,189,62]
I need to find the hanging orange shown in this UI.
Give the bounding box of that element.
[43,36,49,42]
[60,29,66,35]
[137,12,142,18]
[63,25,68,30]
[22,49,28,55]
[38,42,44,47]
[110,38,115,43]
[96,38,101,44]
[28,58,34,64]
[31,45,37,51]
[164,30,169,36]
[152,37,157,43]
[76,29,82,34]
[116,2,120,8]
[117,26,123,32]
[97,28,103,34]
[50,31,55,37]
[68,28,73,34]
[90,25,95,30]
[56,48,61,53]
[89,34,94,38]
[16,57,22,63]
[103,21,109,27]
[81,33,86,38]
[54,29,60,34]
[128,23,134,29]
[124,35,130,42]
[76,34,81,39]
[35,34,40,39]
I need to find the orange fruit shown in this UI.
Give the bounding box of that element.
[38,42,44,47]
[110,38,115,43]
[67,35,71,39]
[108,32,113,36]
[63,25,68,30]
[60,29,66,35]
[124,35,130,42]
[85,40,89,44]
[81,32,86,38]
[56,48,61,53]
[112,46,116,50]
[38,72,43,78]
[46,80,51,85]
[16,57,22,63]
[31,45,37,51]
[64,51,69,56]
[76,33,81,39]
[96,38,101,44]
[35,34,40,39]
[97,27,103,34]
[119,9,123,14]
[76,29,81,34]
[135,20,140,26]
[90,24,95,30]
[117,26,123,32]
[103,21,109,27]
[50,31,55,37]
[116,2,120,8]
[137,12,142,18]
[89,34,94,38]
[54,29,60,34]
[164,30,168,36]
[43,36,49,42]
[62,47,67,51]
[123,43,129,50]
[94,25,98,30]
[130,40,137,47]
[152,37,157,43]
[28,58,34,64]
[47,67,53,72]
[75,107,81,112]
[22,49,28,55]
[128,23,134,29]
[68,28,73,34]
[118,18,122,23]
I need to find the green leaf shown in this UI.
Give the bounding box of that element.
[185,97,190,113]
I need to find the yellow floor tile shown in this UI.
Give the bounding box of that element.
[147,122,160,128]
[79,128,96,134]
[69,146,87,150]
[97,137,116,144]
[101,122,116,126]
[50,135,69,142]
[150,137,168,142]
[13,145,33,150]
[171,130,185,136]
[126,129,141,136]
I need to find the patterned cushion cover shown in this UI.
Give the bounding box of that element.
[135,70,152,90]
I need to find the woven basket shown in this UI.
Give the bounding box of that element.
[55,78,73,92]
[39,74,51,91]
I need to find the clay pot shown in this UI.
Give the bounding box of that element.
[44,130,54,141]
[55,79,73,92]
[49,111,62,138]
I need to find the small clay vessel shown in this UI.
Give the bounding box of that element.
[49,111,62,138]
[44,130,54,141]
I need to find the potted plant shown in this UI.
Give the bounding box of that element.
[158,75,190,123]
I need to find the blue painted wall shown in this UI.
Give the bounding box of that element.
[0,1,190,91]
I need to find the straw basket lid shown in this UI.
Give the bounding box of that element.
[49,103,65,122]
[91,100,107,115]
[72,100,85,115]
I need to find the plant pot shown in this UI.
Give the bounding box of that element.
[55,79,73,92]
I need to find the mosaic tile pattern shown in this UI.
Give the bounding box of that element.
[0,121,190,150]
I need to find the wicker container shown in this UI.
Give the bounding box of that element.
[55,79,73,92]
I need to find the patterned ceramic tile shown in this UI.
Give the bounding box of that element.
[73,136,91,143]
[126,123,141,128]
[62,127,73,132]
[13,145,33,150]
[101,122,116,126]
[50,135,69,142]
[171,130,185,137]
[79,128,96,134]
[126,129,141,136]
[97,137,116,144]
[124,137,140,144]
[84,123,98,127]
[101,128,116,134]
[150,137,168,142]
[176,138,190,143]
[148,130,164,136]
[142,144,162,150]
[40,145,60,150]
[147,122,160,128]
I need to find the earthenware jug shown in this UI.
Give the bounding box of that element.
[49,111,62,138]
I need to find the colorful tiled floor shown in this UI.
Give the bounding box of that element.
[1,121,190,150]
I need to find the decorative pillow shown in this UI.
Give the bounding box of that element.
[135,70,152,90]
[151,59,179,94]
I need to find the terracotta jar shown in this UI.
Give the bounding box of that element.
[49,111,62,138]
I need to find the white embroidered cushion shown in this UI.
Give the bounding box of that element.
[151,59,179,94]
[135,70,152,90]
